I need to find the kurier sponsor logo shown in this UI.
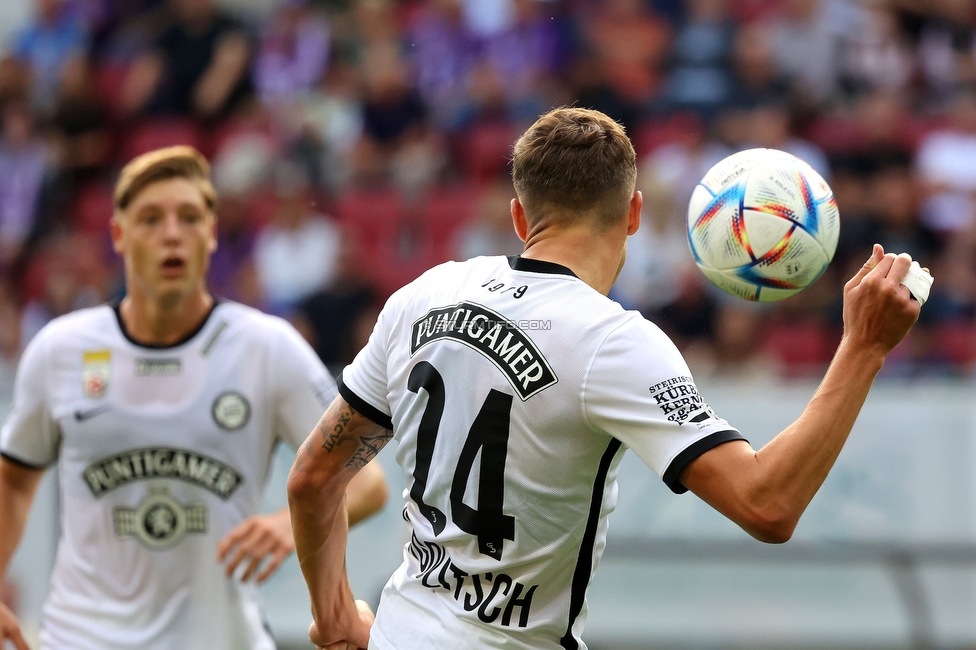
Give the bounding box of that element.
[410,301,557,400]
[648,376,721,426]
[83,448,244,499]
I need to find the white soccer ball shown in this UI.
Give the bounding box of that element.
[687,148,840,302]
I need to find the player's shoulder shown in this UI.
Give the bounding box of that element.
[211,300,315,357]
[213,300,302,341]
[29,304,117,351]
[381,257,492,307]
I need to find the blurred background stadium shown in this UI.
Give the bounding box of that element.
[1,0,976,647]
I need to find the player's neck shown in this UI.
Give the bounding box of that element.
[119,288,214,346]
[521,227,624,296]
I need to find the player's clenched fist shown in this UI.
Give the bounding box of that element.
[310,599,373,650]
[842,244,923,357]
[0,601,29,650]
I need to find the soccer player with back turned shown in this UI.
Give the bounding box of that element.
[287,107,921,650]
[0,146,387,650]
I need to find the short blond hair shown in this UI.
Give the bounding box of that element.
[114,145,217,212]
[512,108,636,230]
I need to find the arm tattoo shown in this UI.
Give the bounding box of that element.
[320,403,358,452]
[347,431,395,470]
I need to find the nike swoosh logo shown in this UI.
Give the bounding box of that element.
[74,405,111,422]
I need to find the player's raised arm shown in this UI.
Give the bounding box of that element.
[287,395,393,649]
[0,458,44,650]
[680,245,921,543]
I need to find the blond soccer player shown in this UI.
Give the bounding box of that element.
[0,146,387,649]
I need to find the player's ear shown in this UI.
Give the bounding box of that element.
[511,198,528,243]
[206,210,218,254]
[627,191,642,236]
[109,212,125,255]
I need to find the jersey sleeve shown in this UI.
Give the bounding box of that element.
[270,320,338,449]
[0,329,59,468]
[582,316,744,494]
[338,296,395,430]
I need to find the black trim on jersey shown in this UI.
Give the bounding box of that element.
[508,256,578,278]
[662,429,746,495]
[337,374,393,430]
[112,298,220,350]
[559,438,623,650]
[1,451,48,471]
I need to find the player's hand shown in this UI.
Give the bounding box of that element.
[309,599,374,650]
[842,244,921,356]
[0,601,29,650]
[216,510,295,583]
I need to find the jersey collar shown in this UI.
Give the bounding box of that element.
[112,298,220,350]
[507,255,578,278]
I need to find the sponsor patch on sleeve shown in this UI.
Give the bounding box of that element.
[648,376,721,426]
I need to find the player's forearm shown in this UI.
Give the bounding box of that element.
[288,466,357,628]
[0,461,42,579]
[751,338,885,536]
[346,461,388,527]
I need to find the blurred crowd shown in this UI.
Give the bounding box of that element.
[0,0,973,380]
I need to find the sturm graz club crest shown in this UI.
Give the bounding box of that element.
[114,485,207,550]
[212,391,250,430]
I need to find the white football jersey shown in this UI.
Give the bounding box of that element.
[340,256,743,650]
[0,301,336,650]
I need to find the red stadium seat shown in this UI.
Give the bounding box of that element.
[71,183,115,234]
[760,320,835,373]
[460,122,518,183]
[336,189,404,250]
[122,119,204,161]
[935,321,976,368]
[364,236,444,298]
[418,184,479,250]
[633,113,704,158]
[95,61,129,116]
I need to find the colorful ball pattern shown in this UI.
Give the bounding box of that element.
[687,148,841,302]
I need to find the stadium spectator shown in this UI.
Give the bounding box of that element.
[253,163,342,313]
[0,0,970,379]
[727,21,792,108]
[407,0,479,128]
[764,0,843,104]
[916,86,976,233]
[581,0,671,107]
[480,0,564,121]
[206,190,256,304]
[49,57,110,181]
[18,231,108,346]
[615,125,720,314]
[454,179,525,260]
[12,0,87,110]
[865,160,943,270]
[706,301,781,380]
[0,100,48,267]
[836,1,913,95]
[748,102,830,178]
[121,0,252,119]
[252,0,330,105]
[291,235,378,372]
[663,0,735,116]
[287,60,365,191]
